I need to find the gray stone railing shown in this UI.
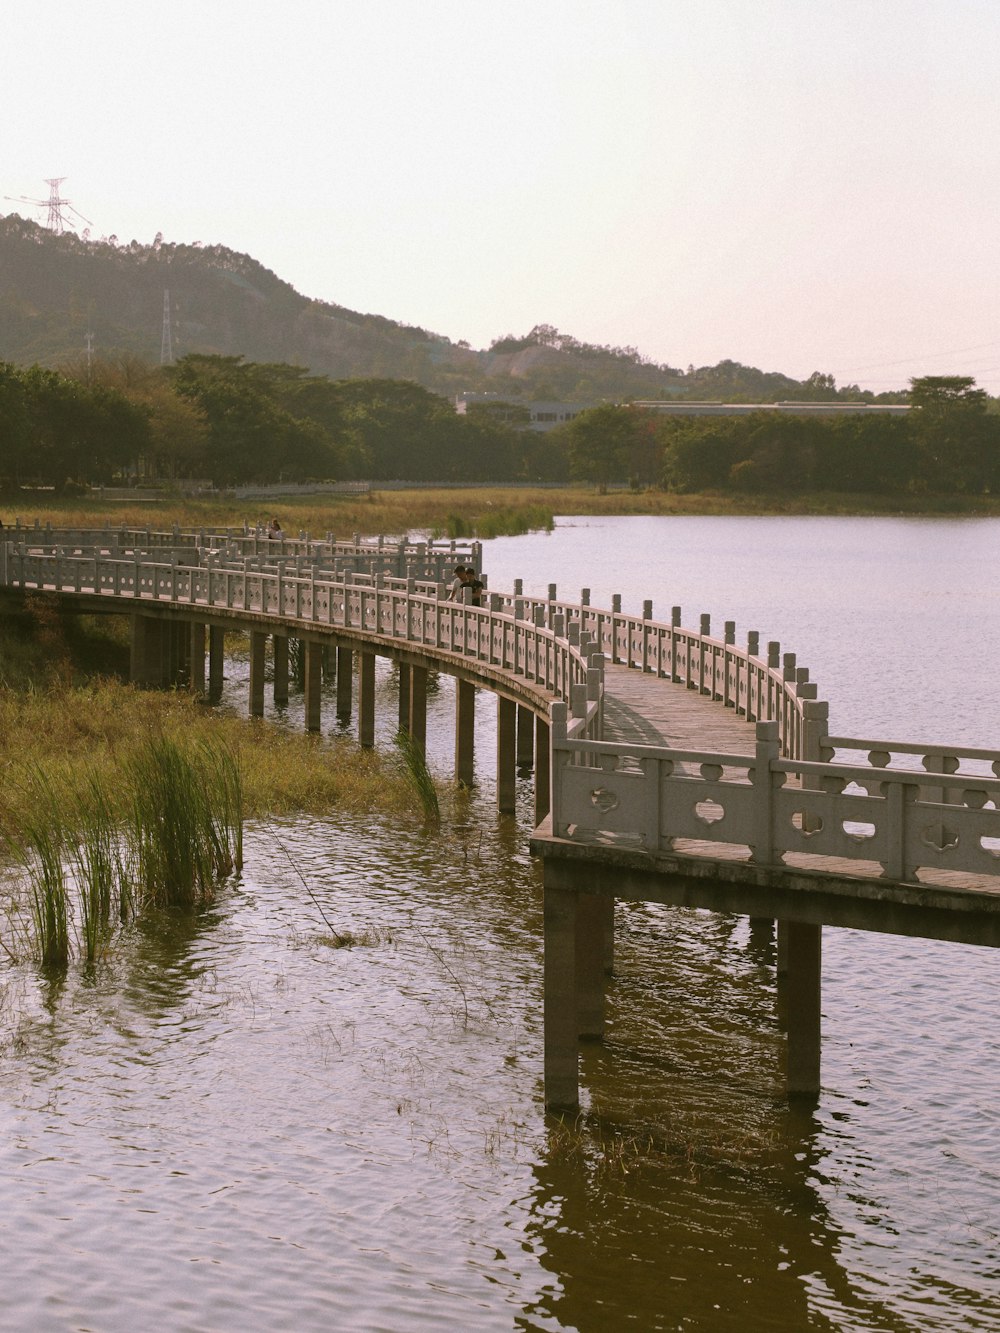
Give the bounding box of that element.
[2,537,600,738]
[549,714,1000,883]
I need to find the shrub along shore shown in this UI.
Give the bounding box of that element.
[0,603,420,853]
[5,482,1000,542]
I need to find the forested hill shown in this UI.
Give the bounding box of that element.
[0,213,878,402]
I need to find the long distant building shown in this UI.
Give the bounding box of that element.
[454,393,592,431]
[628,400,910,418]
[455,393,910,431]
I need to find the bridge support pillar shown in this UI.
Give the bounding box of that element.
[336,647,353,721]
[273,633,289,706]
[398,662,411,735]
[600,894,615,975]
[408,664,428,755]
[497,696,517,813]
[534,718,551,824]
[786,921,822,1097]
[304,641,323,732]
[249,631,266,717]
[359,651,376,748]
[776,919,790,974]
[172,621,190,687]
[516,705,534,768]
[189,621,206,697]
[577,893,608,1038]
[130,614,171,687]
[208,626,224,703]
[544,883,580,1111]
[455,679,475,786]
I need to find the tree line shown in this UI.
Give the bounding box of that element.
[1,355,995,498]
[0,353,569,491]
[554,378,1000,496]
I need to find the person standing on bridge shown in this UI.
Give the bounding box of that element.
[448,565,468,600]
[268,518,282,540]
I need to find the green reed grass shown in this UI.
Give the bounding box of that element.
[71,773,131,962]
[395,730,440,824]
[9,772,72,968]
[127,735,239,909]
[437,505,554,540]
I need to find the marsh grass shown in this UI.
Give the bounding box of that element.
[0,682,418,844]
[436,505,555,539]
[5,773,72,970]
[10,485,1000,543]
[126,738,210,909]
[71,773,130,962]
[4,735,246,963]
[394,730,440,824]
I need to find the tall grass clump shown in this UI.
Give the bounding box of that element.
[198,738,244,878]
[437,505,554,540]
[9,772,72,968]
[127,735,243,910]
[71,773,132,963]
[395,731,440,824]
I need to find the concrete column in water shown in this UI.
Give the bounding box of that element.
[534,717,551,824]
[576,893,608,1039]
[544,882,580,1111]
[776,919,790,975]
[600,894,615,975]
[455,678,475,786]
[336,646,353,721]
[408,664,428,755]
[189,621,207,697]
[398,661,411,735]
[497,696,517,814]
[249,630,267,717]
[359,651,376,748]
[786,921,822,1096]
[304,640,323,732]
[273,634,289,706]
[208,626,225,703]
[516,705,534,768]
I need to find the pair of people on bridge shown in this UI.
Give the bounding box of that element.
[449,564,484,606]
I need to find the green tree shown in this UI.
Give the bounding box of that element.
[909,375,997,491]
[170,355,346,485]
[560,404,642,492]
[0,362,31,487]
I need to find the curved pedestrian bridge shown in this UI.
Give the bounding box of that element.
[4,521,998,1110]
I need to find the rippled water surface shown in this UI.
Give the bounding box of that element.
[1,516,999,1331]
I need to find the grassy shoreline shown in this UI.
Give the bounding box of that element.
[4,485,1000,543]
[0,607,423,847]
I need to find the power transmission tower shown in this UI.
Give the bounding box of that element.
[160,289,174,365]
[4,177,93,234]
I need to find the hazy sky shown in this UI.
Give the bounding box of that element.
[7,0,1000,392]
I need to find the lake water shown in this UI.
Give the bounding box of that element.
[1,516,998,1332]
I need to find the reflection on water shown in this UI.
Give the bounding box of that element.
[1,517,999,1331]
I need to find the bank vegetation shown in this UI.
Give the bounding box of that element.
[0,599,421,851]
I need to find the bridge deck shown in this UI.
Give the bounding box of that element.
[600,664,1000,899]
[603,662,755,752]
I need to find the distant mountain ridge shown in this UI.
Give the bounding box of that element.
[0,213,871,402]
